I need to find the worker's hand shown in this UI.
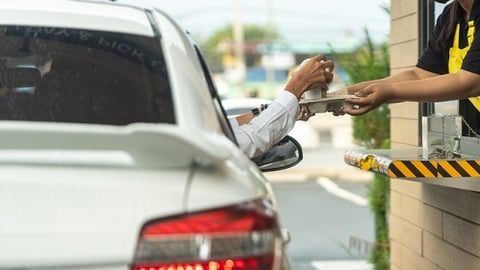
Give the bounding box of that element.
[285,54,334,100]
[343,83,393,116]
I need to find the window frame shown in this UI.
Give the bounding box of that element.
[192,44,239,145]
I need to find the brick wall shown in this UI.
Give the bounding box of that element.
[390,1,480,269]
[390,180,480,269]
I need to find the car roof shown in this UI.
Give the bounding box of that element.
[0,0,155,36]
[222,98,273,110]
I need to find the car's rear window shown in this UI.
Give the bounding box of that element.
[0,25,174,125]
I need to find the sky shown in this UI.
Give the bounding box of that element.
[133,0,390,46]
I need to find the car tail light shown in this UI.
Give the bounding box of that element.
[131,199,284,270]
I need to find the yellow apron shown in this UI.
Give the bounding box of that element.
[448,20,480,111]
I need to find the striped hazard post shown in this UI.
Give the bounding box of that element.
[344,149,480,178]
[388,159,480,178]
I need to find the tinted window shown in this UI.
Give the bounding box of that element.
[0,26,174,125]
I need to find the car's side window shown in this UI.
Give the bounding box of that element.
[192,45,238,145]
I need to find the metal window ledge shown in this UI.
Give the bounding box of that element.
[344,148,480,192]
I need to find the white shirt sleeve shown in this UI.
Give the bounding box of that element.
[229,91,299,158]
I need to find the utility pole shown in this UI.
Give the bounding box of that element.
[233,0,246,92]
[265,0,275,90]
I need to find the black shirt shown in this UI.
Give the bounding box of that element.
[417,1,480,74]
[416,1,480,136]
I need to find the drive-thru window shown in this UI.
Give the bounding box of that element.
[344,1,480,269]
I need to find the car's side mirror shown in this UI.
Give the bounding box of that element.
[252,135,303,172]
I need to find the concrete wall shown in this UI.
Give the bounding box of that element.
[390,1,480,270]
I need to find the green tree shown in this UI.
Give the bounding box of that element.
[333,28,391,270]
[199,24,280,70]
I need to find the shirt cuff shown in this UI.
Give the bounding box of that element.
[276,90,299,115]
[277,90,298,106]
[228,116,240,130]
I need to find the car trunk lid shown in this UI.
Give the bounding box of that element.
[0,121,238,268]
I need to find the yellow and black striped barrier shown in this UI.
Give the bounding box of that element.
[344,149,480,178]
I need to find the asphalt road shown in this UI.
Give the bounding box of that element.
[272,179,374,270]
[266,139,375,270]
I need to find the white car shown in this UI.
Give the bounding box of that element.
[0,1,299,269]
